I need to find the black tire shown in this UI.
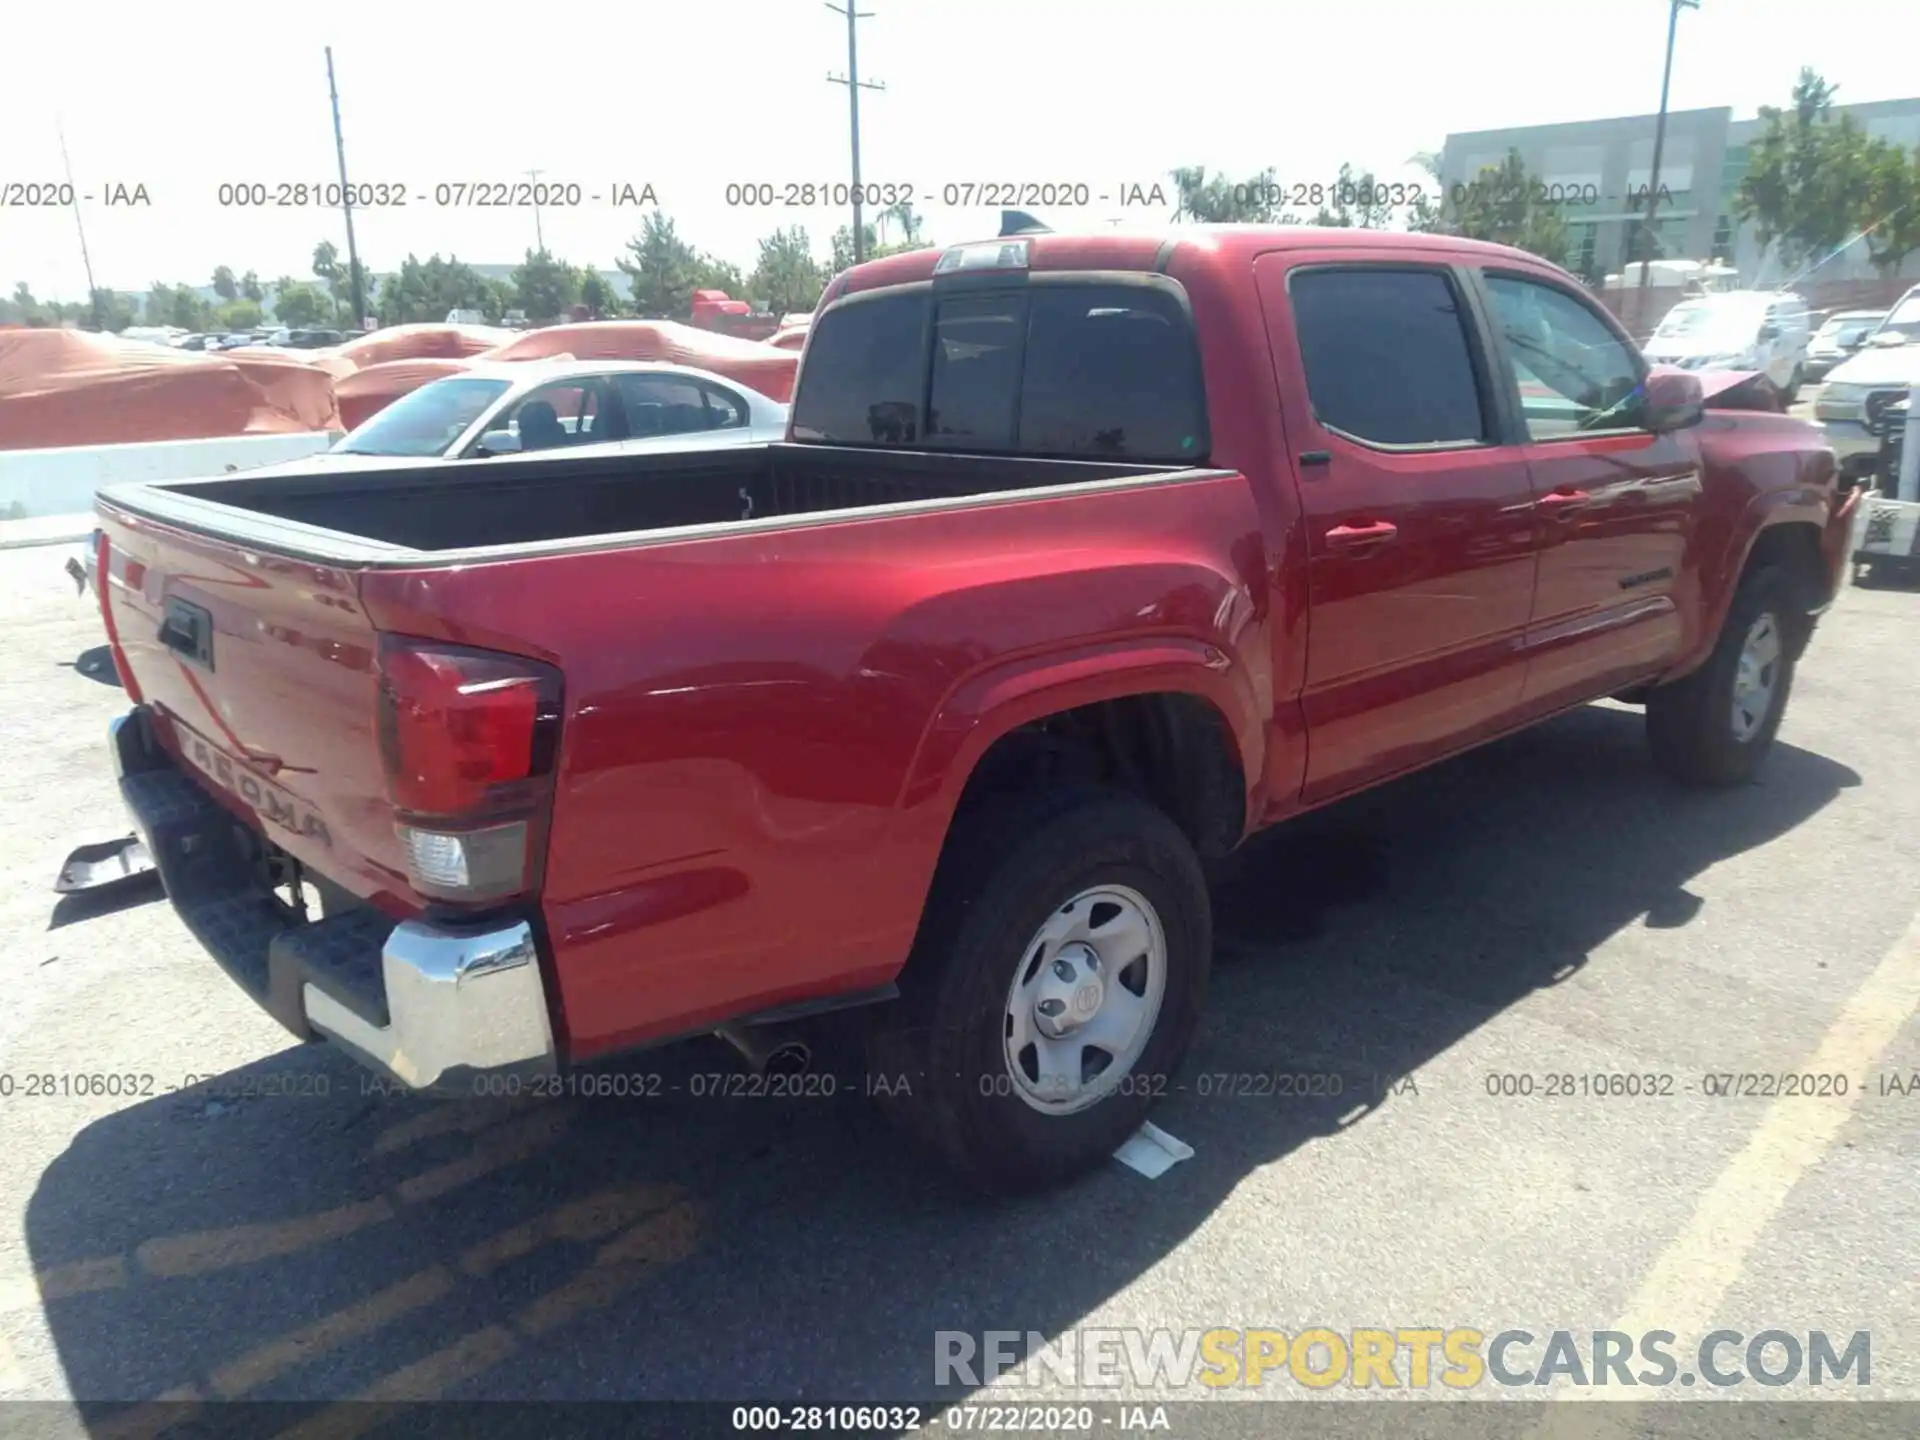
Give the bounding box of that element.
[1782,366,1803,406]
[867,787,1210,1194]
[1646,565,1803,787]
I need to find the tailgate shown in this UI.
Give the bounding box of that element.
[99,506,416,911]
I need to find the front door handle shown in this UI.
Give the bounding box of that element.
[1538,488,1592,513]
[1325,520,1399,548]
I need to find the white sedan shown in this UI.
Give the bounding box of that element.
[300,359,788,472]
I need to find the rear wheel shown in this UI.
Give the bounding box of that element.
[867,788,1210,1194]
[1646,565,1802,786]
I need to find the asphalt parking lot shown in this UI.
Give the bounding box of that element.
[1,539,1917,1435]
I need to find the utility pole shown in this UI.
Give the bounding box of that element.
[56,120,102,330]
[826,1,884,267]
[526,168,546,253]
[1637,0,1699,298]
[325,46,368,330]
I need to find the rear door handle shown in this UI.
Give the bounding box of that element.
[1325,521,1398,547]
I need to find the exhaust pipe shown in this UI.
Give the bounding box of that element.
[715,1022,812,1077]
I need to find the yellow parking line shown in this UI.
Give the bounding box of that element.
[136,1198,396,1280]
[1615,905,1920,1342]
[209,1267,458,1399]
[366,1095,543,1159]
[275,1329,518,1440]
[512,1200,701,1338]
[0,1255,130,1315]
[458,1184,682,1277]
[271,1199,702,1437]
[208,1183,684,1398]
[393,1107,573,1206]
[90,1385,203,1440]
[1528,904,1920,1431]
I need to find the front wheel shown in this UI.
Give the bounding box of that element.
[868,788,1211,1194]
[1646,565,1803,786]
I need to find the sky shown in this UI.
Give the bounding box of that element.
[3,0,1917,303]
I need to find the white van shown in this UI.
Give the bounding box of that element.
[1643,291,1812,401]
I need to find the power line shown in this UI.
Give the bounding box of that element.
[825,1,885,267]
[527,168,546,254]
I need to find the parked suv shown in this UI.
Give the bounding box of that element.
[1644,290,1812,401]
[1816,285,1920,482]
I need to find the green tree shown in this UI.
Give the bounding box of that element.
[311,239,375,324]
[1170,165,1299,223]
[1860,137,1920,278]
[828,224,929,272]
[272,280,329,327]
[579,270,618,318]
[5,282,51,326]
[617,211,741,319]
[375,254,495,325]
[1311,162,1395,229]
[218,299,263,330]
[748,227,827,315]
[1736,69,1877,273]
[511,248,584,324]
[212,265,238,302]
[1405,151,1446,234]
[240,270,265,304]
[1438,150,1570,267]
[89,288,136,331]
[878,200,925,246]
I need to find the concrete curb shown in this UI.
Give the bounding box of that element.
[0,515,95,552]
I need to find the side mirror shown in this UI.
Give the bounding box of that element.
[1642,367,1705,434]
[477,429,521,456]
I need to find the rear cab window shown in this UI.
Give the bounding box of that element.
[791,280,1209,463]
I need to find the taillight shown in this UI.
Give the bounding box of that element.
[95,530,144,703]
[376,635,563,904]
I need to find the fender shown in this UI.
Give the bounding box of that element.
[1669,478,1834,678]
[896,634,1267,828]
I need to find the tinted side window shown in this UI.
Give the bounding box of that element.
[1019,287,1207,461]
[614,374,745,436]
[790,291,926,444]
[1289,268,1488,446]
[1483,274,1644,439]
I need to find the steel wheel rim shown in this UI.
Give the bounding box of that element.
[1731,611,1782,742]
[1001,883,1168,1116]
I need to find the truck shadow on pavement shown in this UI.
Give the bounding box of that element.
[24,703,1860,1424]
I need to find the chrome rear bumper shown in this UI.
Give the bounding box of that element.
[110,707,557,1092]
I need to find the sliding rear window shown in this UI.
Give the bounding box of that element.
[791,280,1209,463]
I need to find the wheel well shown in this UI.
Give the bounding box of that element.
[956,693,1247,860]
[1742,521,1826,654]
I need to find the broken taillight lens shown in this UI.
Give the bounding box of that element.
[95,529,144,703]
[375,636,562,903]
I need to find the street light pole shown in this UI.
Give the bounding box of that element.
[56,120,102,330]
[527,168,546,253]
[1637,0,1699,298]
[325,46,367,330]
[826,2,884,267]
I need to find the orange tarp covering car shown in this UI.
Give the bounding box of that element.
[335,357,477,430]
[0,328,340,450]
[326,323,516,371]
[481,321,800,402]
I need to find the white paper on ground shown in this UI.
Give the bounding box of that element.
[1112,1120,1194,1178]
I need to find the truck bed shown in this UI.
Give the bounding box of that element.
[141,443,1175,557]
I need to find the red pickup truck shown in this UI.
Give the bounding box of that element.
[88,227,1856,1193]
